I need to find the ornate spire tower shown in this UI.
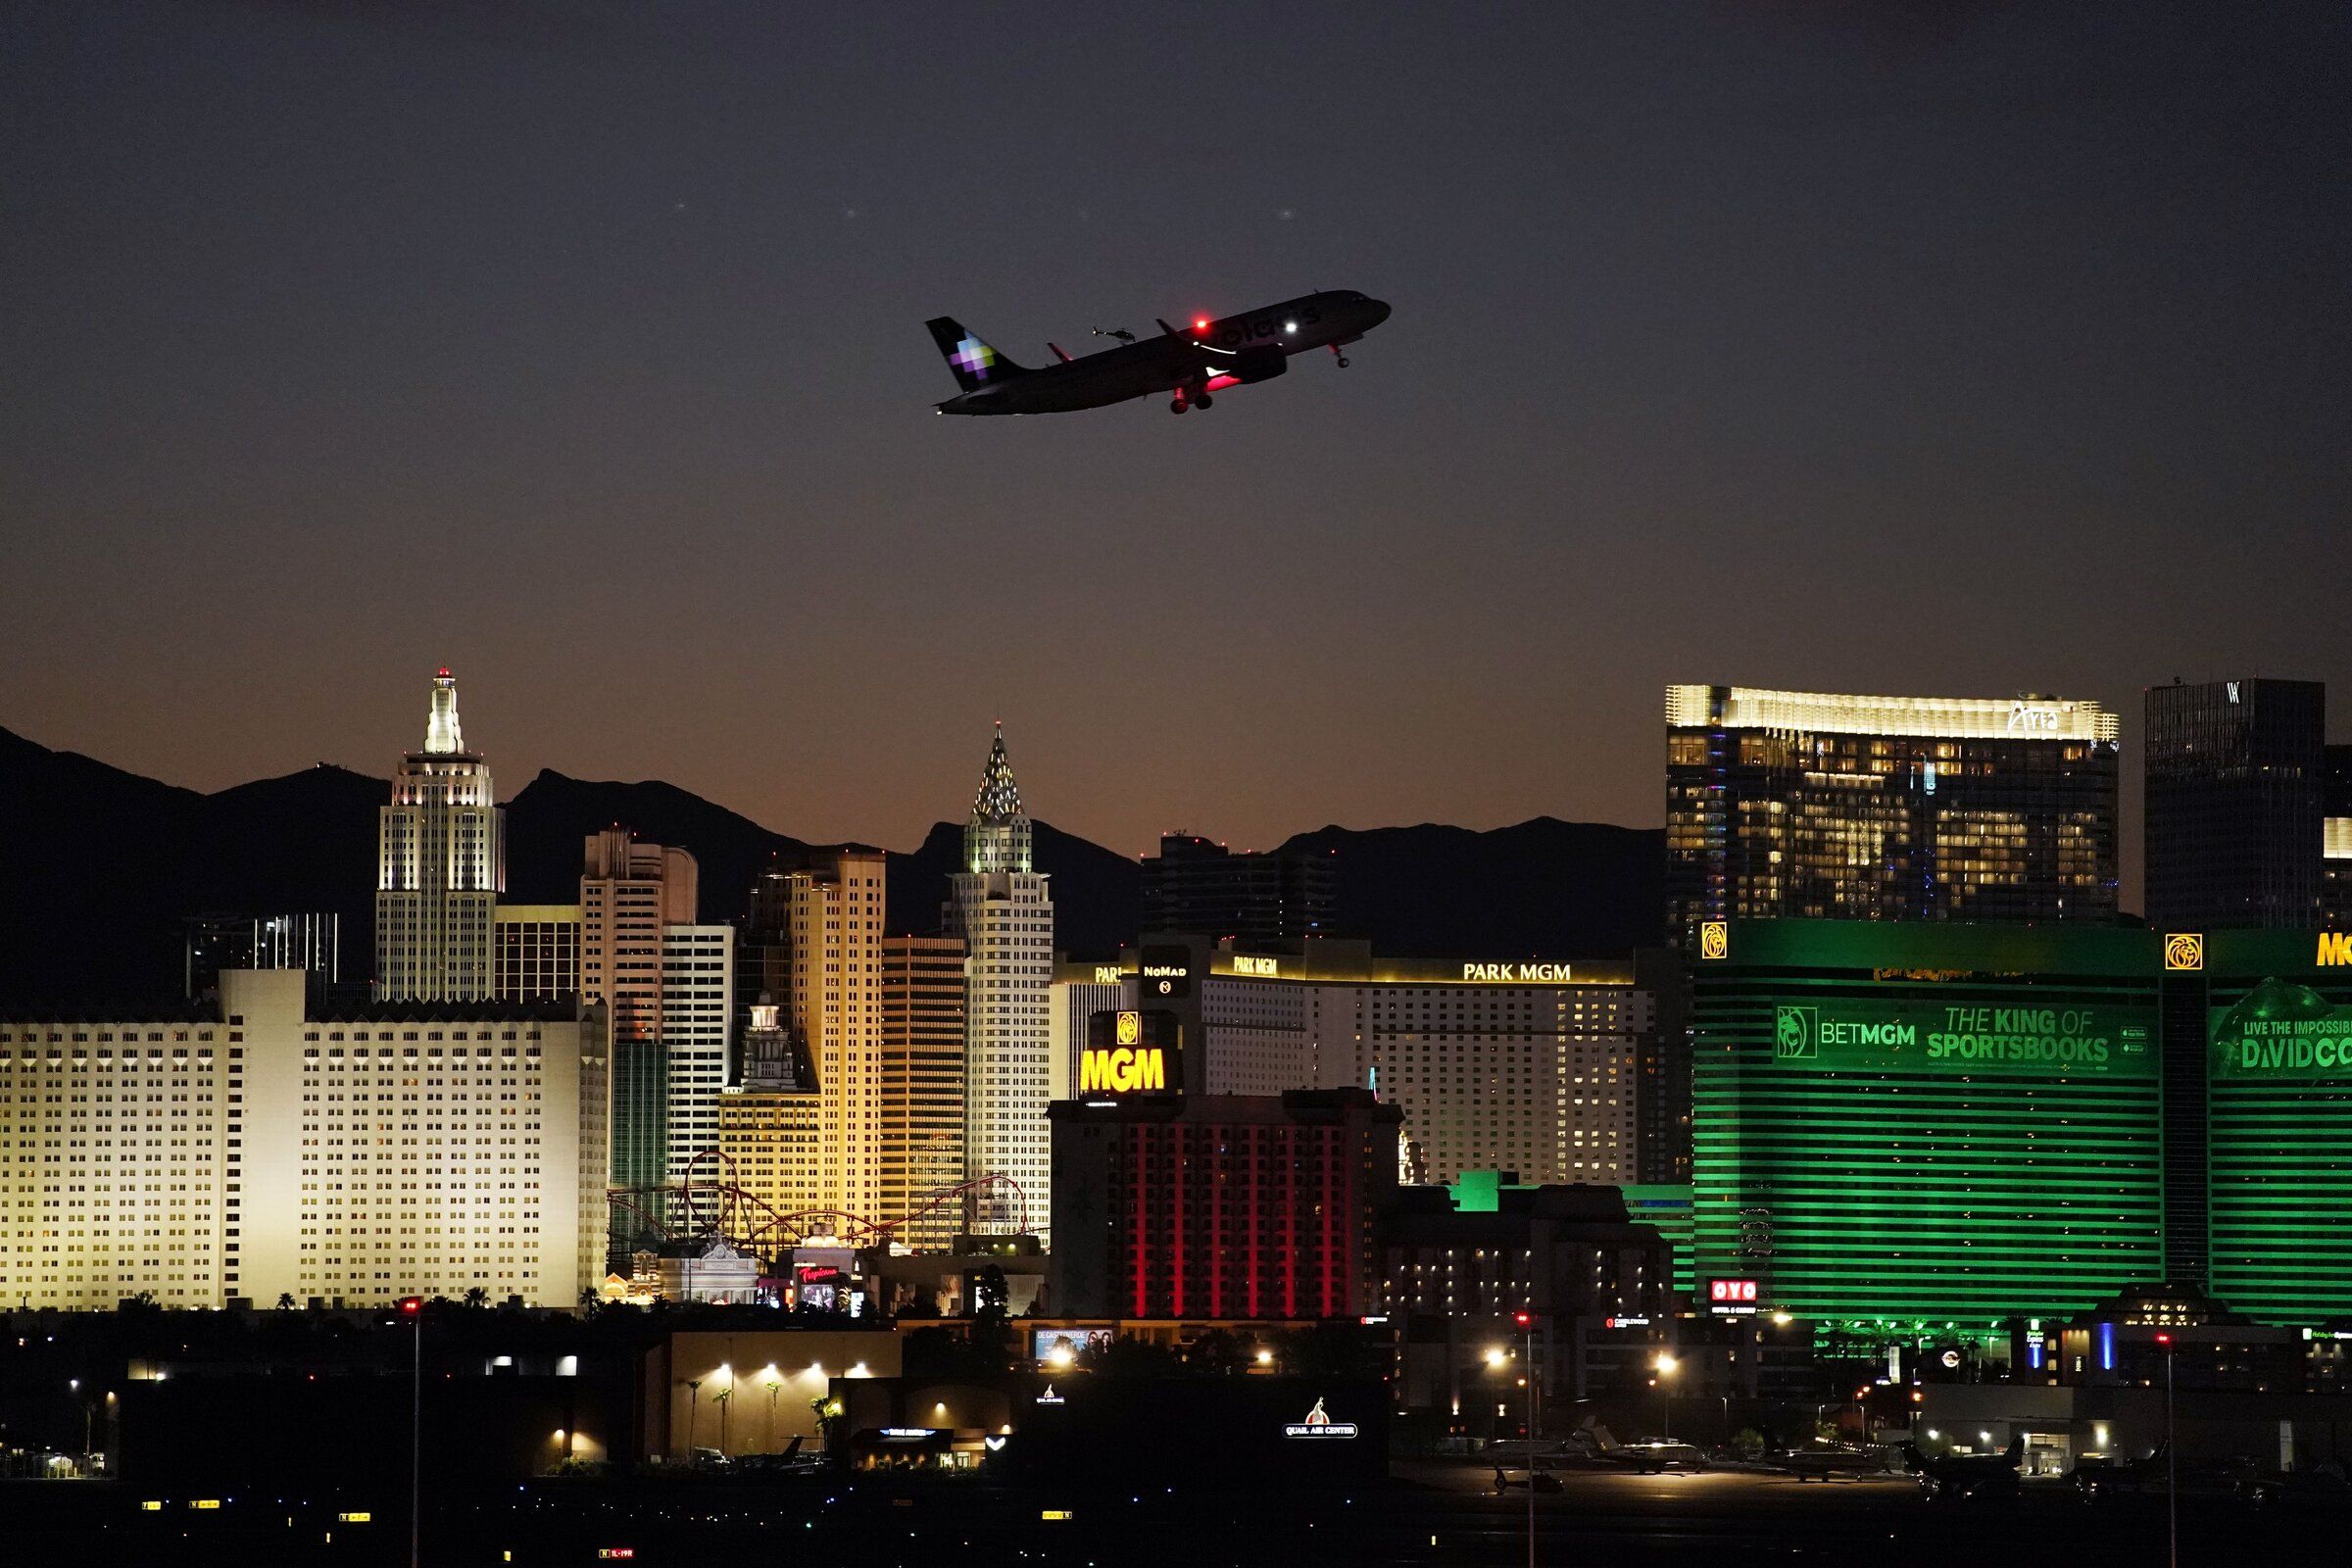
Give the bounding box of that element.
[965,722,1033,874]
[943,724,1054,1238]
[374,667,504,1002]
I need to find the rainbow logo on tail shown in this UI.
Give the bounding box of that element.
[927,316,1028,393]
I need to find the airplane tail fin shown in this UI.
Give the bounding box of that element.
[926,317,1029,393]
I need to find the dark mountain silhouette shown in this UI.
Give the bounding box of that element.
[0,726,1660,1004]
[0,726,383,1004]
[1278,818,1665,956]
[504,769,819,919]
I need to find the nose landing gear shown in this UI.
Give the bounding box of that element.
[1330,343,1351,368]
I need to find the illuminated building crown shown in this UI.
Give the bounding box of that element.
[965,722,1032,874]
[424,666,466,755]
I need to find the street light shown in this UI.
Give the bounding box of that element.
[1653,1353,1679,1443]
[714,1363,733,1456]
[397,1295,423,1568]
[1514,1311,1537,1568]
[2157,1332,2178,1568]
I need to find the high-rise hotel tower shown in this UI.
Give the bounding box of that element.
[944,727,1054,1235]
[375,669,503,1001]
[1665,684,2120,950]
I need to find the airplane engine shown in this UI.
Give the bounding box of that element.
[1230,344,1288,383]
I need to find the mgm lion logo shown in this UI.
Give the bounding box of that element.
[1698,921,1729,960]
[2164,932,2204,972]
[1774,1005,1818,1059]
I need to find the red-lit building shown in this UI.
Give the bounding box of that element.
[1048,1089,1402,1319]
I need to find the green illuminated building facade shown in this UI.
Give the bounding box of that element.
[2185,929,2352,1323]
[1693,920,2352,1330]
[1692,922,2164,1331]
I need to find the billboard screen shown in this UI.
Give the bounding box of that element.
[2210,978,2352,1079]
[1769,999,2153,1075]
[1032,1326,1114,1366]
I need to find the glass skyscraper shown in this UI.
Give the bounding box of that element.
[2143,676,2325,930]
[1665,685,2119,951]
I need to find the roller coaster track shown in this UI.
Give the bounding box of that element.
[606,1149,1032,1256]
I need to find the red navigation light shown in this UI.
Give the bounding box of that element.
[1193,318,1209,331]
[398,1296,423,1316]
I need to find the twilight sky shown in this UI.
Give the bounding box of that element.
[2,3,2346,905]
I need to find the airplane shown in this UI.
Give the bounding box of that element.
[1901,1435,2023,1499]
[1535,1422,1708,1474]
[1768,1443,1889,1482]
[925,289,1392,416]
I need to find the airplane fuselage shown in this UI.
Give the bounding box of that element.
[935,290,1391,416]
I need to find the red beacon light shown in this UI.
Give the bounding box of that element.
[1513,1311,1533,1329]
[398,1296,423,1317]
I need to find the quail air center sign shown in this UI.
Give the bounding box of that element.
[1771,1000,2151,1074]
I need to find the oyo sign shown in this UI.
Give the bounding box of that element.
[1708,1278,1759,1314]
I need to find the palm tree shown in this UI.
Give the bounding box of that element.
[462,1286,491,1309]
[275,1292,296,1311]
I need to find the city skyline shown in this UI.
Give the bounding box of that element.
[4,3,2346,904]
[1,662,2328,916]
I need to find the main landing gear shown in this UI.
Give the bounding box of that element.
[1331,343,1351,368]
[1169,384,1212,414]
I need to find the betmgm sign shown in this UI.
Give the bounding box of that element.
[1082,1008,1182,1097]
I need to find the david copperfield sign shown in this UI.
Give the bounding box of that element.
[1771,1000,2151,1073]
[2212,978,2352,1078]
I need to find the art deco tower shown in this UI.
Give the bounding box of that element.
[943,725,1054,1236]
[374,668,503,1002]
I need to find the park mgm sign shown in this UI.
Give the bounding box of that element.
[1081,1008,1182,1097]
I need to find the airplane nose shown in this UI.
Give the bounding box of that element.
[1365,298,1393,326]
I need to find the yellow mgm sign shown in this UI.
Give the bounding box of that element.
[1080,1009,1178,1095]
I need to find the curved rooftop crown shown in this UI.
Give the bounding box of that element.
[971,721,1024,821]
[965,723,1033,875]
[423,667,466,755]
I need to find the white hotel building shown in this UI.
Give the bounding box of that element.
[1053,936,1652,1187]
[944,726,1054,1234]
[0,969,607,1310]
